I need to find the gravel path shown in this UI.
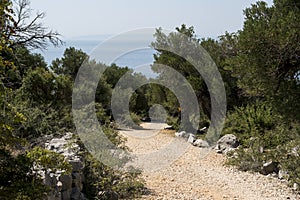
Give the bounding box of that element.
[120,123,299,200]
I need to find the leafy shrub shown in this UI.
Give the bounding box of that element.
[117,112,141,129]
[0,147,72,200]
[223,101,286,148]
[27,147,72,174]
[277,126,300,187]
[224,101,300,187]
[82,153,145,200]
[130,112,141,126]
[166,116,180,131]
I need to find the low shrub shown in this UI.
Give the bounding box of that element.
[82,153,145,200]
[224,101,300,188]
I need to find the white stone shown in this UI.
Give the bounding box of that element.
[193,139,210,148]
[187,134,195,144]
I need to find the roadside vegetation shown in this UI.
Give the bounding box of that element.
[0,0,299,199]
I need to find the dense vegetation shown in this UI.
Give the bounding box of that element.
[0,0,144,199]
[0,0,299,199]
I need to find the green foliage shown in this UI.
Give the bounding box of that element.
[201,35,244,110]
[17,67,56,105]
[0,146,72,200]
[0,149,49,200]
[279,136,300,187]
[14,67,75,137]
[151,25,215,132]
[82,152,145,200]
[226,0,300,120]
[50,47,88,79]
[166,116,180,131]
[102,124,127,148]
[27,147,72,174]
[2,0,299,196]
[223,101,284,148]
[103,63,131,88]
[0,87,26,146]
[0,1,146,199]
[221,2,300,189]
[130,112,142,126]
[225,101,300,187]
[3,47,48,88]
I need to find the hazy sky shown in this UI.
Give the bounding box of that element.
[29,0,273,40]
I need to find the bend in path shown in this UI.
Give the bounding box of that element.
[120,123,299,200]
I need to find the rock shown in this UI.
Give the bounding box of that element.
[215,134,239,153]
[278,170,288,179]
[57,181,63,190]
[72,172,83,190]
[69,159,83,172]
[71,188,81,200]
[61,189,72,200]
[59,174,72,191]
[291,146,299,157]
[164,125,174,130]
[218,134,239,148]
[187,134,195,144]
[41,133,86,200]
[175,131,189,138]
[63,132,74,140]
[193,139,210,148]
[44,172,58,187]
[214,144,227,154]
[293,183,299,191]
[261,161,279,175]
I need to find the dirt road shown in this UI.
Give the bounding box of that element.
[120,123,298,200]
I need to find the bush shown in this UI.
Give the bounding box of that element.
[0,146,72,200]
[223,101,286,148]
[0,149,49,200]
[117,113,141,129]
[82,153,145,200]
[224,101,300,188]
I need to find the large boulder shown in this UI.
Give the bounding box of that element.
[215,134,239,153]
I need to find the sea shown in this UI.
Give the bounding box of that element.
[34,36,158,78]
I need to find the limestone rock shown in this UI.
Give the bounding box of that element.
[59,174,72,191]
[215,134,239,153]
[42,133,86,200]
[69,159,83,172]
[187,134,195,144]
[278,170,288,180]
[193,139,210,148]
[175,131,189,138]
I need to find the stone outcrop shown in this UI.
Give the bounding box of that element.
[43,133,86,200]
